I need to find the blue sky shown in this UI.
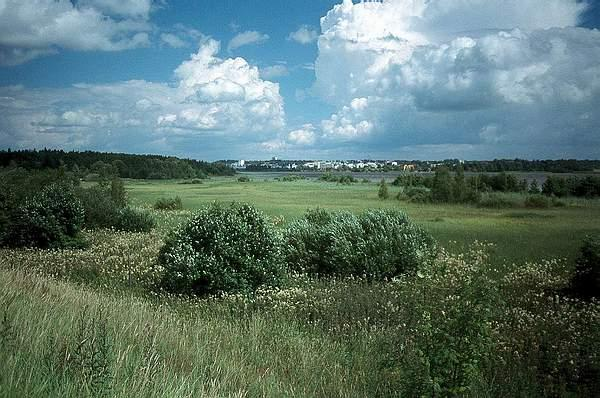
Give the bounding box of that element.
[1,0,600,160]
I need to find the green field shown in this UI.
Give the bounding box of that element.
[127,177,600,265]
[2,176,599,397]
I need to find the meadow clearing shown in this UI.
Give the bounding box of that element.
[1,175,599,397]
[127,176,600,264]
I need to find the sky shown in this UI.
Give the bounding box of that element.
[0,0,599,161]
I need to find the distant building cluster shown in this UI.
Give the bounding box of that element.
[223,158,449,172]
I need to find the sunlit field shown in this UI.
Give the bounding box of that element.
[1,174,599,397]
[126,177,600,264]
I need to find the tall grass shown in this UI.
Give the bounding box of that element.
[0,269,384,397]
[1,228,599,396]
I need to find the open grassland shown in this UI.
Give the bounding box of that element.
[126,177,600,265]
[1,176,599,397]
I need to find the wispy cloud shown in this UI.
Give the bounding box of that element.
[159,24,204,48]
[260,64,289,80]
[160,33,186,48]
[227,30,269,52]
[288,25,318,44]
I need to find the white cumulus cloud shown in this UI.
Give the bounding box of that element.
[288,124,316,145]
[78,0,154,19]
[309,0,600,159]
[0,38,286,158]
[0,0,153,65]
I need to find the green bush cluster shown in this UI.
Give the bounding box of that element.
[237,176,251,183]
[403,187,431,203]
[476,193,520,209]
[543,175,600,198]
[568,235,600,300]
[2,183,85,249]
[112,208,155,233]
[378,178,389,199]
[158,202,283,295]
[524,194,550,209]
[283,208,437,279]
[76,179,154,232]
[153,197,183,211]
[319,173,356,184]
[178,179,203,185]
[281,174,306,182]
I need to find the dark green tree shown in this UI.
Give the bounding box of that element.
[528,179,540,194]
[453,166,467,203]
[378,178,389,199]
[432,167,453,203]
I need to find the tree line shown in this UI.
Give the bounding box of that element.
[459,159,600,173]
[390,168,600,204]
[0,149,234,179]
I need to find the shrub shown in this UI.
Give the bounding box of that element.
[153,197,183,211]
[431,167,453,203]
[178,179,203,185]
[77,185,122,229]
[238,176,251,183]
[0,189,14,242]
[338,175,356,184]
[76,182,154,232]
[283,208,437,279]
[158,202,283,295]
[552,197,567,207]
[2,183,85,249]
[113,208,155,233]
[378,178,389,199]
[568,235,600,300]
[477,193,520,209]
[319,173,356,184]
[524,194,550,209]
[282,174,306,182]
[403,187,431,203]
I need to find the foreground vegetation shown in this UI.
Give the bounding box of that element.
[1,228,598,396]
[1,174,599,396]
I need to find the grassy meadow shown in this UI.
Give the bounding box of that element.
[127,176,600,264]
[1,175,599,397]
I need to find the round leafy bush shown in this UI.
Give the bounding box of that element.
[283,208,437,279]
[76,184,154,232]
[158,202,282,295]
[3,183,85,249]
[114,208,155,232]
[477,193,519,209]
[77,185,121,229]
[524,194,550,209]
[404,187,431,203]
[153,196,183,211]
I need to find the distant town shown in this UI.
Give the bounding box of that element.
[221,158,462,172]
[219,158,600,174]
